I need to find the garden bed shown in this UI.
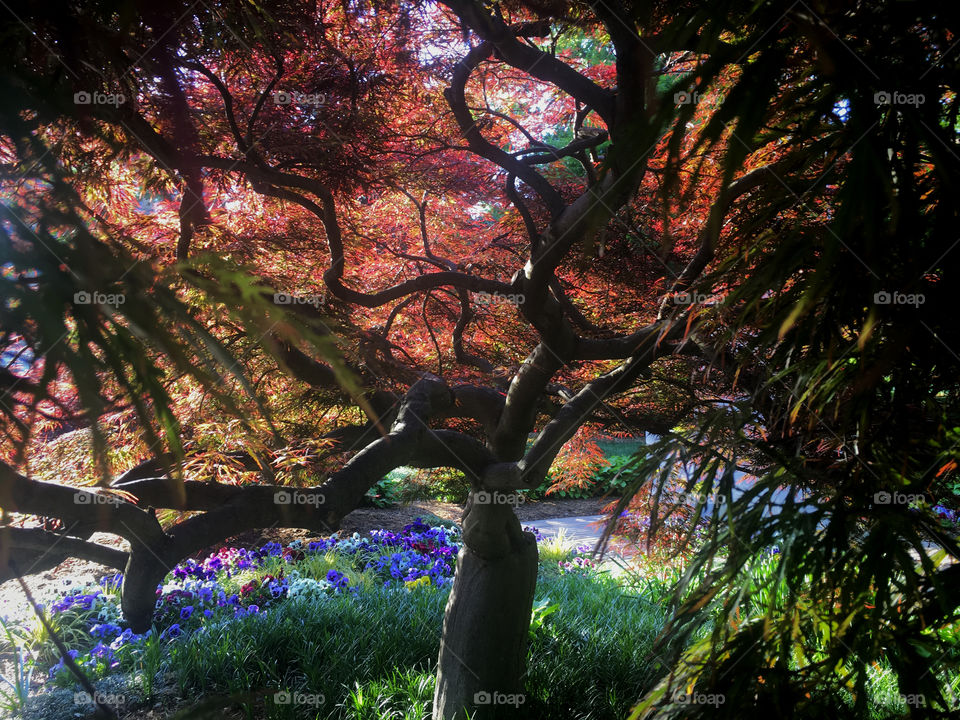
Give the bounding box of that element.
[2,516,657,720]
[0,497,614,631]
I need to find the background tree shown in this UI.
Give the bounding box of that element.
[0,1,957,718]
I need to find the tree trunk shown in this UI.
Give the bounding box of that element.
[433,493,538,719]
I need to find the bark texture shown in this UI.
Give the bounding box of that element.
[433,493,538,719]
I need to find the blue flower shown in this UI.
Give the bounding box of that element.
[933,504,959,523]
[51,590,103,614]
[90,642,118,668]
[522,526,545,541]
[234,604,260,619]
[161,624,182,640]
[403,518,431,534]
[90,622,122,639]
[180,605,194,620]
[325,569,349,591]
[48,649,79,678]
[98,573,123,590]
[110,628,147,650]
[261,542,283,556]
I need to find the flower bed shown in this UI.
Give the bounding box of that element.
[33,519,463,686]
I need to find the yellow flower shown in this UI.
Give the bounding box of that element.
[404,576,432,590]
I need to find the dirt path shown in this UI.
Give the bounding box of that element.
[345,496,612,534]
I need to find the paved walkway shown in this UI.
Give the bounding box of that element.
[524,514,608,546]
[524,514,642,576]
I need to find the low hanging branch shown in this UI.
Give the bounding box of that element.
[0,527,128,584]
[0,378,499,631]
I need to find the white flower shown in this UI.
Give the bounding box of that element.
[337,538,359,553]
[96,601,120,623]
[287,578,332,601]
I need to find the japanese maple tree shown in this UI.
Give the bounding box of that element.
[1,1,958,718]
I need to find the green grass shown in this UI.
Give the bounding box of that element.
[0,616,35,717]
[341,669,437,720]
[535,529,578,565]
[524,571,672,719]
[157,566,673,719]
[167,586,447,718]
